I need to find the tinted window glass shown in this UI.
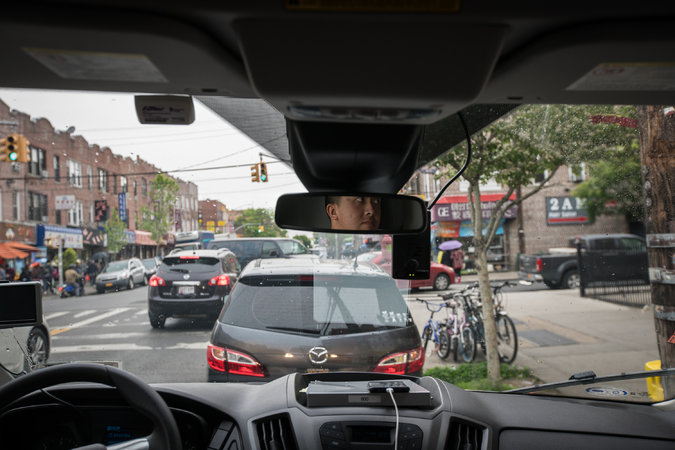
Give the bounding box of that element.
[619,238,646,252]
[261,241,278,257]
[160,256,220,274]
[208,240,262,265]
[104,261,128,272]
[278,240,307,255]
[222,275,412,335]
[141,259,157,269]
[592,238,616,251]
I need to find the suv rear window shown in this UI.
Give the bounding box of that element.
[221,275,412,335]
[160,256,220,273]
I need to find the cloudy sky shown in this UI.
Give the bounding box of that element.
[0,88,306,211]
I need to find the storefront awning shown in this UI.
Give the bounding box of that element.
[135,231,157,246]
[432,193,517,222]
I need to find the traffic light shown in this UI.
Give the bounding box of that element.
[251,163,260,182]
[15,135,30,163]
[259,162,268,182]
[258,225,264,233]
[0,134,19,162]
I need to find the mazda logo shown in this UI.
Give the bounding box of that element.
[308,346,328,365]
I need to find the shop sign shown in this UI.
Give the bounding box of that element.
[31,246,48,264]
[432,194,517,222]
[0,222,36,244]
[118,193,127,222]
[55,195,76,210]
[95,200,108,221]
[217,221,226,226]
[37,224,83,249]
[546,196,589,225]
[459,219,504,237]
[123,230,135,244]
[83,227,106,246]
[436,221,461,238]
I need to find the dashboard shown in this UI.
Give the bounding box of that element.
[1,372,674,449]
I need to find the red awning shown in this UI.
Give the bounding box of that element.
[134,231,157,246]
[435,193,516,204]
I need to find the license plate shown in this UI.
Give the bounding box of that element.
[178,286,194,295]
[306,368,329,374]
[105,282,113,287]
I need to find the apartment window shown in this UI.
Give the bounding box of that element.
[89,203,94,224]
[55,210,61,225]
[98,169,108,193]
[68,200,84,226]
[87,166,93,190]
[133,180,137,197]
[142,178,147,196]
[28,147,47,176]
[12,191,20,221]
[67,159,83,187]
[53,156,60,182]
[113,175,118,194]
[568,163,587,182]
[27,191,48,222]
[120,176,127,193]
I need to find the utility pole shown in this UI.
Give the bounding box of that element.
[637,105,675,397]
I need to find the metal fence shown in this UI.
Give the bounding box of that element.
[577,243,652,307]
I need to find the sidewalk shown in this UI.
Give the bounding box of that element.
[459,270,518,283]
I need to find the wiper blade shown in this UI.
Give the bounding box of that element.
[507,368,675,394]
[265,326,321,335]
[169,268,189,273]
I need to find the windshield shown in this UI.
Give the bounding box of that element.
[0,89,668,404]
[103,261,127,272]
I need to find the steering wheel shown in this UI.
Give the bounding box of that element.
[0,363,182,450]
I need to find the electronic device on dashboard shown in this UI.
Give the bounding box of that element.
[367,380,410,393]
[306,379,430,407]
[0,281,43,329]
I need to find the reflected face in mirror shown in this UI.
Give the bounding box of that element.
[325,196,382,231]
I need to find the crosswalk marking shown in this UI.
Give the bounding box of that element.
[73,310,97,318]
[50,308,133,336]
[45,311,68,321]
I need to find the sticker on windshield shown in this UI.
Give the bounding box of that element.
[585,386,629,397]
[23,48,168,83]
[567,63,675,91]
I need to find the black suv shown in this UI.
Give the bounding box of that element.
[147,249,241,328]
[206,237,310,268]
[207,257,423,382]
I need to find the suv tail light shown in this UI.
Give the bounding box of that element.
[148,275,165,287]
[209,274,231,286]
[373,347,424,375]
[535,257,543,272]
[207,344,265,377]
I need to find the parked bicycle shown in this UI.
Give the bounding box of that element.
[415,298,453,359]
[442,295,477,363]
[450,282,518,364]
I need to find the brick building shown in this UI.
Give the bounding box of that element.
[198,199,227,233]
[0,100,198,261]
[403,163,630,271]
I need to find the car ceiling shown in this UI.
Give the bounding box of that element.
[1,1,674,192]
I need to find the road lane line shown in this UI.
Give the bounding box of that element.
[50,308,132,336]
[73,309,97,318]
[45,311,69,320]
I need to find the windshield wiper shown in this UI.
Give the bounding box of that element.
[169,268,189,273]
[265,326,321,335]
[507,368,675,394]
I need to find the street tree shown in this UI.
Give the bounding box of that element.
[432,105,635,382]
[139,174,180,251]
[293,234,312,248]
[234,208,287,237]
[105,207,128,256]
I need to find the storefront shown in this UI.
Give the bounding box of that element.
[431,193,516,272]
[120,230,136,259]
[82,227,107,260]
[134,230,157,259]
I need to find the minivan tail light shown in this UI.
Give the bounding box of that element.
[207,344,226,372]
[373,347,425,375]
[226,349,265,377]
[535,257,543,272]
[149,275,165,287]
[209,274,231,286]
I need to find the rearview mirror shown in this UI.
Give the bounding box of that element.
[0,282,43,329]
[275,193,427,234]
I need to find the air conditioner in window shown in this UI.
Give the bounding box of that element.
[11,163,20,172]
[42,216,49,222]
[42,170,49,178]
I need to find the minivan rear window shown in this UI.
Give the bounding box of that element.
[160,256,220,273]
[222,275,413,335]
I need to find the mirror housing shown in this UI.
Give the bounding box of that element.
[275,193,427,234]
[0,282,43,329]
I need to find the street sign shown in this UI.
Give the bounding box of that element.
[118,193,127,222]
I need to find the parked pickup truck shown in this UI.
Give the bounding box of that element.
[518,234,648,290]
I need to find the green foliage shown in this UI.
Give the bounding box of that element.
[293,234,312,248]
[57,248,78,268]
[139,174,180,244]
[573,141,643,223]
[234,208,287,237]
[424,362,533,391]
[104,207,128,255]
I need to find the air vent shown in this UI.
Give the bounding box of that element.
[446,419,485,450]
[255,414,298,450]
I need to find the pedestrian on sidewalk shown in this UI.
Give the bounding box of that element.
[450,248,465,283]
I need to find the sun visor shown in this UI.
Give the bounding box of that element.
[234,19,507,124]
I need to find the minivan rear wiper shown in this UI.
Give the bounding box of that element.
[507,368,675,394]
[169,268,190,273]
[265,326,321,335]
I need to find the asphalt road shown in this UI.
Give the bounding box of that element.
[43,286,213,383]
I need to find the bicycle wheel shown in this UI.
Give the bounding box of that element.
[437,330,453,360]
[459,326,477,363]
[422,325,432,352]
[496,314,518,364]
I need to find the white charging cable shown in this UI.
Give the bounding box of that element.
[386,387,400,450]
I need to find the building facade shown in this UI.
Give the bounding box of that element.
[198,199,227,234]
[0,100,198,262]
